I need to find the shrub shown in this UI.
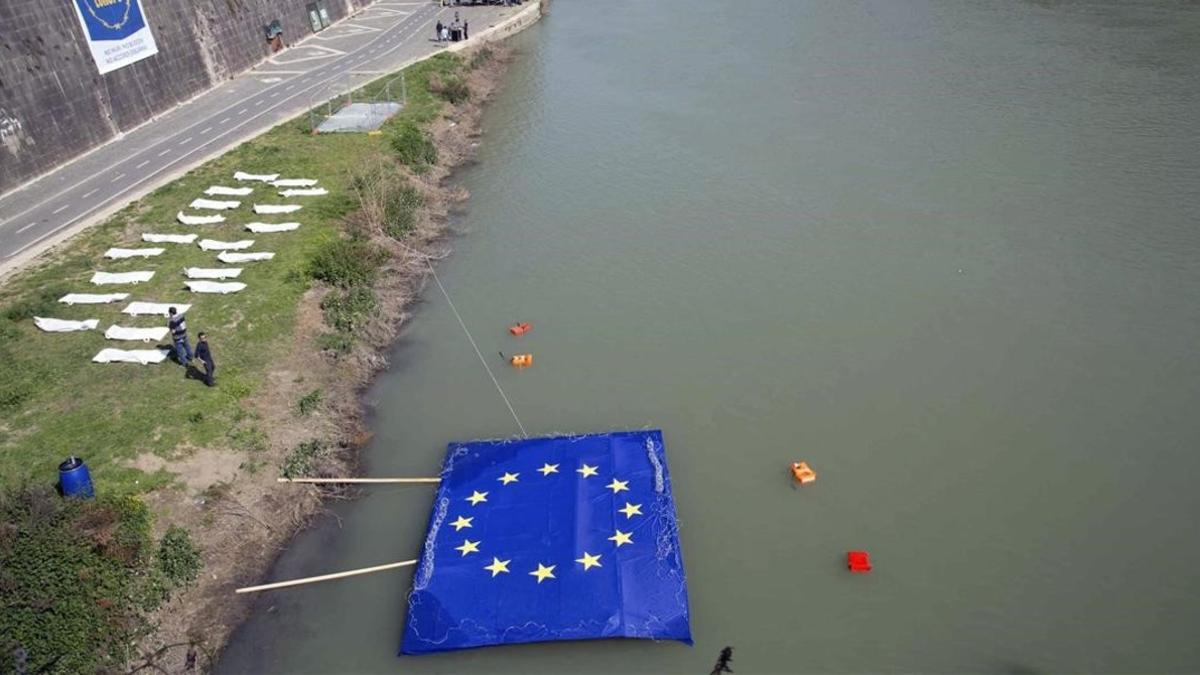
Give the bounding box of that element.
[281,440,328,479]
[2,286,66,322]
[429,73,471,104]
[349,161,424,238]
[157,526,201,586]
[469,47,494,70]
[297,388,323,417]
[321,287,378,333]
[390,122,438,168]
[309,238,389,288]
[0,487,195,673]
[316,332,354,355]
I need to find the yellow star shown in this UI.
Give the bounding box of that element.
[538,463,560,476]
[455,539,480,556]
[466,490,488,505]
[498,472,519,485]
[450,515,473,531]
[608,530,633,547]
[618,502,643,519]
[575,551,602,571]
[606,478,629,494]
[576,464,598,478]
[528,563,556,583]
[484,557,511,577]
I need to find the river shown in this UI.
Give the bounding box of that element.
[218,1,1200,672]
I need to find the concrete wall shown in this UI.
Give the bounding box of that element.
[0,0,370,193]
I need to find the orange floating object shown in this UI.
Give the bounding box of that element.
[510,354,533,367]
[790,461,817,485]
[509,322,532,336]
[847,551,872,573]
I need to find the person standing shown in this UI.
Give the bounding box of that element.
[194,332,216,387]
[435,20,443,42]
[463,21,469,40]
[168,307,191,366]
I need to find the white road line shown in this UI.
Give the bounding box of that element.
[16,222,38,234]
[81,188,98,199]
[179,137,193,145]
[200,126,212,134]
[51,204,71,215]
[110,173,126,183]
[135,160,150,169]
[237,108,248,114]
[158,149,171,157]
[255,100,264,106]
[219,117,230,124]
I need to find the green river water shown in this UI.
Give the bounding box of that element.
[218,1,1200,672]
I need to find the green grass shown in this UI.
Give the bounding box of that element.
[0,52,468,495]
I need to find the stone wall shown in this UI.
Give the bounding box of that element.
[0,0,369,193]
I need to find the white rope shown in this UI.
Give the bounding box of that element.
[422,257,528,438]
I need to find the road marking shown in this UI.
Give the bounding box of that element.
[81,188,98,199]
[16,222,37,234]
[179,137,193,145]
[51,204,71,215]
[200,126,212,134]
[110,173,126,183]
[255,100,264,106]
[219,117,230,124]
[135,160,150,169]
[237,108,248,114]
[158,148,171,157]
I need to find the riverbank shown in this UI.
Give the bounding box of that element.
[0,3,539,671]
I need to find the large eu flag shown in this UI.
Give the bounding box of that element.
[401,430,692,654]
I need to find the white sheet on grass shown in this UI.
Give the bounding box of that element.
[122,302,191,317]
[272,178,318,187]
[205,185,254,196]
[245,222,300,233]
[92,348,169,365]
[217,251,274,263]
[253,203,301,214]
[90,271,155,285]
[105,325,169,342]
[186,280,247,294]
[185,267,243,279]
[235,171,279,182]
[34,317,99,332]
[143,233,198,244]
[59,292,129,305]
[190,198,240,210]
[198,239,255,251]
[177,211,225,225]
[278,188,328,197]
[104,247,165,259]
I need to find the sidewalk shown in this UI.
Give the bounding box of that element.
[0,0,530,278]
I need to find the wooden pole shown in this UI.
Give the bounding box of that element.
[235,559,418,594]
[276,477,441,484]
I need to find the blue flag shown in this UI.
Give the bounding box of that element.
[401,430,692,654]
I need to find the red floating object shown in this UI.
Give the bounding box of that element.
[509,322,532,336]
[847,551,872,573]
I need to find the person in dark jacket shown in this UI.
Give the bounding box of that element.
[463,21,469,39]
[194,332,216,387]
[168,307,191,366]
[435,20,443,41]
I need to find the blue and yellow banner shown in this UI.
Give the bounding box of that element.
[70,0,159,74]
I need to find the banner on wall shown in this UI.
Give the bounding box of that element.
[70,0,159,74]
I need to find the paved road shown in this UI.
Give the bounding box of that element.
[0,1,519,274]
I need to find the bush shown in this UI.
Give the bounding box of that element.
[321,287,378,333]
[297,388,323,417]
[469,47,494,70]
[0,488,197,673]
[316,332,354,355]
[349,161,424,238]
[309,238,389,288]
[2,286,66,323]
[281,440,328,479]
[430,73,471,104]
[390,122,438,168]
[157,526,201,586]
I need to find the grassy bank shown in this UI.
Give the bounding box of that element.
[0,46,501,671]
[0,51,467,493]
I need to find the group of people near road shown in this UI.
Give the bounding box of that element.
[168,307,216,387]
[435,15,469,42]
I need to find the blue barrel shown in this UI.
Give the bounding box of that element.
[59,456,95,499]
